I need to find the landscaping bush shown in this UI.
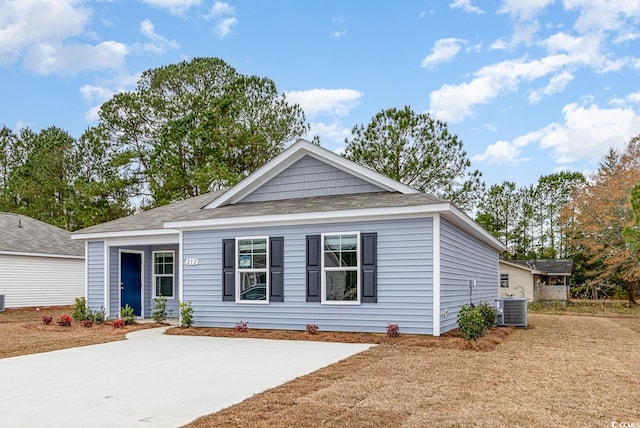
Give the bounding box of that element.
[178,300,194,327]
[152,296,169,323]
[81,319,93,328]
[386,323,401,338]
[234,321,249,332]
[41,315,53,325]
[112,319,125,329]
[71,297,88,322]
[457,305,485,340]
[120,305,136,325]
[89,306,107,324]
[306,323,319,335]
[57,314,72,327]
[477,302,498,327]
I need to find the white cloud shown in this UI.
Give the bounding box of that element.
[0,0,89,65]
[499,0,555,21]
[139,19,179,54]
[331,29,347,39]
[449,0,484,14]
[563,0,640,34]
[539,103,640,163]
[285,89,363,117]
[309,122,353,146]
[141,0,202,15]
[205,1,237,38]
[475,103,640,166]
[421,38,466,68]
[528,71,574,103]
[24,40,128,75]
[79,84,113,104]
[490,38,509,50]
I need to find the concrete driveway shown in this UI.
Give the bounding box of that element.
[0,328,373,427]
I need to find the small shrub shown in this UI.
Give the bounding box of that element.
[306,323,319,335]
[386,323,401,338]
[112,319,125,329]
[477,302,498,327]
[178,300,194,328]
[457,304,485,340]
[81,319,93,328]
[57,314,72,327]
[152,296,169,323]
[120,305,136,325]
[234,321,249,333]
[71,297,88,322]
[89,306,107,324]
[41,315,53,325]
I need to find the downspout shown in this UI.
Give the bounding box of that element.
[433,214,441,336]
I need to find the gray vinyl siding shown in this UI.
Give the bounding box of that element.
[240,155,384,203]
[108,245,179,319]
[439,218,499,334]
[87,241,104,311]
[182,218,434,334]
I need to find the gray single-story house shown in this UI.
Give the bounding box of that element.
[0,213,84,308]
[72,139,505,335]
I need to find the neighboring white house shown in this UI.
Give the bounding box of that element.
[0,213,84,308]
[499,259,573,302]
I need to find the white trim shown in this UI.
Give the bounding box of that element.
[204,139,419,209]
[103,240,109,319]
[178,230,184,303]
[84,241,89,305]
[321,232,361,305]
[433,214,441,337]
[72,228,178,240]
[103,235,179,247]
[235,236,270,304]
[118,249,145,318]
[152,250,176,299]
[0,250,84,260]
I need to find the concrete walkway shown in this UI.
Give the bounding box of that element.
[0,328,373,427]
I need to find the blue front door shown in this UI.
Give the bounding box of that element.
[121,252,142,316]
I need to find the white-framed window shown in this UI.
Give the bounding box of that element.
[153,251,175,298]
[500,273,509,288]
[321,232,360,304]
[236,236,269,303]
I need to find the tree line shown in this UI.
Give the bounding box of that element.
[2,56,639,301]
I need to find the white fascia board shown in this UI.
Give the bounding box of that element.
[106,235,179,247]
[71,228,178,241]
[167,203,452,230]
[204,139,419,209]
[0,250,84,260]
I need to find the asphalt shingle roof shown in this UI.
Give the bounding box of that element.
[509,259,574,275]
[169,191,447,223]
[0,213,84,257]
[72,190,225,235]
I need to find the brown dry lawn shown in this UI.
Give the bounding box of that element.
[0,306,163,359]
[2,307,639,427]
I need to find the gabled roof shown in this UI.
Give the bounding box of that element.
[0,213,84,258]
[508,259,574,275]
[203,139,420,209]
[499,260,543,274]
[72,191,224,239]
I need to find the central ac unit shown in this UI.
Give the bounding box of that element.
[496,297,527,327]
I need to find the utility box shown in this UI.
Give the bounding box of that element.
[0,295,5,312]
[496,297,527,327]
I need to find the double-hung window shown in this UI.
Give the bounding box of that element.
[153,251,174,298]
[236,237,268,302]
[322,232,359,303]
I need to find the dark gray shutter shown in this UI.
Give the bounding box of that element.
[361,232,377,303]
[222,239,235,301]
[269,237,284,302]
[306,235,321,302]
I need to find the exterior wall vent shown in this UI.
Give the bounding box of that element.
[0,294,5,312]
[496,297,527,327]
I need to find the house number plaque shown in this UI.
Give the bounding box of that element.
[185,258,199,266]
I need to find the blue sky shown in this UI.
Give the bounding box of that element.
[1,0,640,188]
